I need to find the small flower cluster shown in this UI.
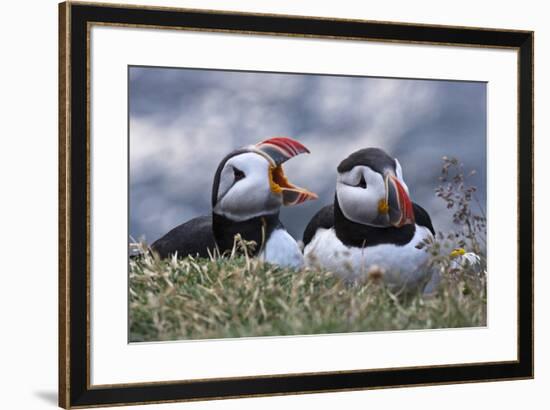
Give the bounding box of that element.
[434,156,486,255]
[417,156,487,296]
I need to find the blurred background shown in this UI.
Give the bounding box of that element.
[129,66,486,242]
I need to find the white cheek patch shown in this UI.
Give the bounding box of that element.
[336,166,386,225]
[214,153,281,221]
[339,166,362,186]
[336,185,377,223]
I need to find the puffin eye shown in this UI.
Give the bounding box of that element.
[233,167,245,181]
[356,174,367,189]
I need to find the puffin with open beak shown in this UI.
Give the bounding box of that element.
[151,137,317,269]
[302,148,435,291]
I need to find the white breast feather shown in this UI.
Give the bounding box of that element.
[303,225,433,289]
[261,229,304,269]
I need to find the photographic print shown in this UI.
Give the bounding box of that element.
[60,3,533,407]
[128,66,487,342]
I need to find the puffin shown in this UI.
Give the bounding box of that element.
[302,148,435,291]
[150,137,317,269]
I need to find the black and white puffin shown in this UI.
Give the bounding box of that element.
[303,148,435,290]
[151,137,317,269]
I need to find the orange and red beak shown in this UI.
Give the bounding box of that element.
[254,137,318,206]
[385,174,415,227]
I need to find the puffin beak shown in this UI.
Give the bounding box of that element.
[384,174,415,227]
[254,137,318,206]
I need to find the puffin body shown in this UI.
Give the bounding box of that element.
[150,137,316,269]
[303,148,435,290]
[304,202,434,288]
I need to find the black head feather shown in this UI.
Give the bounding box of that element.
[337,147,396,175]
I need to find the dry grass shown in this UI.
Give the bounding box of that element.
[129,250,486,342]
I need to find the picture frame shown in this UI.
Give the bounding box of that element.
[59,1,533,408]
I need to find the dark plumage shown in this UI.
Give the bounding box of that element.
[150,215,216,259]
[303,198,434,248]
[211,212,282,256]
[150,213,284,259]
[411,203,435,236]
[302,204,335,247]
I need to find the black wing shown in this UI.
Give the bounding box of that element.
[150,215,217,259]
[413,203,435,235]
[302,204,335,247]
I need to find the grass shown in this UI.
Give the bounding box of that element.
[129,250,487,342]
